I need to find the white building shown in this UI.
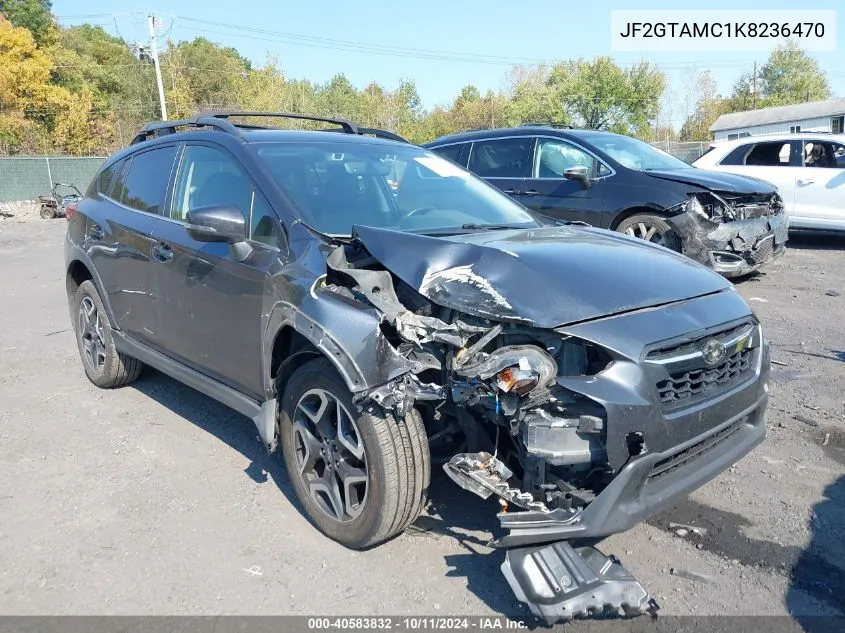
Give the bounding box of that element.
[710,97,845,141]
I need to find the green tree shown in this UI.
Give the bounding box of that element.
[503,65,556,127]
[0,0,53,46]
[759,41,830,105]
[161,37,251,112]
[547,57,665,134]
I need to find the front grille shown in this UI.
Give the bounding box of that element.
[657,347,752,406]
[646,323,750,361]
[750,235,775,265]
[648,416,748,482]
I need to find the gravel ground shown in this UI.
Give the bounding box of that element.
[0,216,843,623]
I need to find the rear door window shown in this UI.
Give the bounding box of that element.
[431,143,469,167]
[721,141,795,167]
[117,146,178,214]
[468,138,534,178]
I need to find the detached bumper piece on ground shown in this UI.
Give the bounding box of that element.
[445,451,659,622]
[503,542,659,622]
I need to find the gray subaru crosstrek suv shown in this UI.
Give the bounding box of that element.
[65,113,769,622]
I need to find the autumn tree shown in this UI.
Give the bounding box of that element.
[0,0,53,46]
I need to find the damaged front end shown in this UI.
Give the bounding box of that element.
[323,224,768,622]
[666,191,788,277]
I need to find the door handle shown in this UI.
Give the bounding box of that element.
[502,189,516,195]
[152,242,173,262]
[89,225,104,241]
[522,190,540,196]
[797,178,815,185]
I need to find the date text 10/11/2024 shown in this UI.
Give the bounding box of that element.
[307,617,528,631]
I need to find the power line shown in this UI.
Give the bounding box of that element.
[171,17,758,70]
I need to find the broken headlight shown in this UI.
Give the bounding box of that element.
[557,337,614,377]
[496,363,540,395]
[687,195,710,220]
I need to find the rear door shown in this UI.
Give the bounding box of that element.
[466,137,533,201]
[520,136,608,224]
[792,138,845,229]
[150,142,284,399]
[86,145,178,346]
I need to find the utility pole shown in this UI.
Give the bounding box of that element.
[751,61,757,109]
[147,14,168,120]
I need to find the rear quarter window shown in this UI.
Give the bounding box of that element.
[114,146,178,214]
[93,160,122,197]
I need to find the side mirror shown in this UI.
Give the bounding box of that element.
[563,166,593,189]
[185,205,246,244]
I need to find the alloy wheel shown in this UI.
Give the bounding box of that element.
[78,296,106,374]
[292,388,368,523]
[624,221,664,244]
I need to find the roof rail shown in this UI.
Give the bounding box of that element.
[351,127,411,143]
[521,122,573,129]
[130,116,241,145]
[208,111,359,135]
[131,112,406,146]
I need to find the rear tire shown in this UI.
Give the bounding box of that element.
[278,358,430,549]
[73,280,143,388]
[40,205,56,220]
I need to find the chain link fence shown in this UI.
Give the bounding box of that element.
[0,156,106,202]
[650,141,710,164]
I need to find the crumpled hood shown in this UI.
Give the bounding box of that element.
[644,168,777,194]
[351,224,731,328]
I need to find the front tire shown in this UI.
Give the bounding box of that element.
[279,358,430,549]
[73,280,143,388]
[616,213,672,245]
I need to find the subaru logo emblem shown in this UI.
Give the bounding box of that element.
[702,339,727,365]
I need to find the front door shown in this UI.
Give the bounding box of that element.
[150,143,285,399]
[519,137,606,225]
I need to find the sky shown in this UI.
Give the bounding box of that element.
[54,0,845,129]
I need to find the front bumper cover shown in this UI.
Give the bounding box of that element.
[495,393,766,547]
[668,210,788,277]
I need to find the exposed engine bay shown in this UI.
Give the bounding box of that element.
[327,240,617,520]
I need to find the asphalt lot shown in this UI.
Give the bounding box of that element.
[0,216,843,623]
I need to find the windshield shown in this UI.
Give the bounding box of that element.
[253,141,539,235]
[588,135,692,171]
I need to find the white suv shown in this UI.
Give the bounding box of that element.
[693,133,845,232]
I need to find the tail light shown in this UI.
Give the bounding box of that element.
[65,203,77,222]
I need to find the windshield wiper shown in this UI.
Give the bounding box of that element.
[459,223,530,231]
